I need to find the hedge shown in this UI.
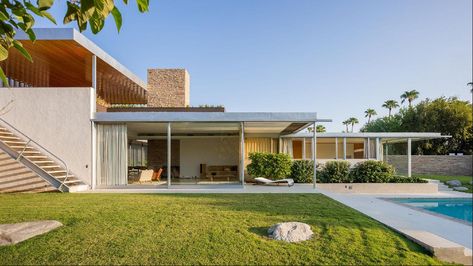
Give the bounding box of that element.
[289,160,314,183]
[319,161,351,183]
[247,152,292,180]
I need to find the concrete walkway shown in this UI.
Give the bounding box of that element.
[319,190,472,249]
[88,183,318,193]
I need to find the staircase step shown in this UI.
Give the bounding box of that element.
[3,140,27,145]
[0,136,20,140]
[9,146,35,150]
[21,151,41,154]
[31,160,55,164]
[53,175,74,180]
[24,155,48,159]
[47,170,67,174]
[64,180,83,184]
[39,165,61,169]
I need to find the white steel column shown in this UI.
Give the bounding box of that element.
[91,55,97,190]
[407,138,412,177]
[335,137,338,160]
[343,137,347,160]
[302,138,306,160]
[367,137,371,159]
[312,122,317,189]
[167,122,171,187]
[375,137,380,160]
[240,122,245,185]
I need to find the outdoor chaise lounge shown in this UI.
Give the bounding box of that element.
[254,177,295,187]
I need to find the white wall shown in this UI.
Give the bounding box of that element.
[0,87,92,183]
[179,137,239,177]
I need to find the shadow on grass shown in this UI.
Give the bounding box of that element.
[249,226,269,238]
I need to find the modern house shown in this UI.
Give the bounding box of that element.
[0,28,445,192]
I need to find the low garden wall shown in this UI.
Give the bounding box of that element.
[317,183,438,194]
[386,155,472,176]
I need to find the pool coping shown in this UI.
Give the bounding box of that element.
[381,197,473,226]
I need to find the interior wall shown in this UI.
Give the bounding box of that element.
[180,138,239,177]
[0,87,92,183]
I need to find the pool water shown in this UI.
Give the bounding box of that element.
[390,198,473,223]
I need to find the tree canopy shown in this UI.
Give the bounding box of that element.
[362,97,472,154]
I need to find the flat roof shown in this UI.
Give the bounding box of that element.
[283,132,448,140]
[93,111,329,123]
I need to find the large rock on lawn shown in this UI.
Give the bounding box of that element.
[268,222,313,242]
[446,180,462,187]
[453,186,469,191]
[0,220,62,246]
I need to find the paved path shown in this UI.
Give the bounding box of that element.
[319,190,473,249]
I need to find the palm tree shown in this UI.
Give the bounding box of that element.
[342,120,350,133]
[468,82,472,103]
[382,100,399,117]
[316,125,326,133]
[364,108,377,123]
[400,90,420,107]
[348,117,359,132]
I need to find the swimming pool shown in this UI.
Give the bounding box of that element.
[389,198,472,223]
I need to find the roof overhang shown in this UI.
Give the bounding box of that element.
[3,28,147,104]
[282,132,449,141]
[93,112,331,135]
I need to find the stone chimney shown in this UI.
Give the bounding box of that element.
[147,69,190,107]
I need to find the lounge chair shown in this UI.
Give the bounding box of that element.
[254,177,294,187]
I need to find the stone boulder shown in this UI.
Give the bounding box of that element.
[453,186,469,191]
[0,220,62,246]
[268,222,313,242]
[446,180,462,187]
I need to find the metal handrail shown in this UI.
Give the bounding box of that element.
[0,117,70,190]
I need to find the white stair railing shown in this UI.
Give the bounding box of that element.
[0,117,72,191]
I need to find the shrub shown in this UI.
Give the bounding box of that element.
[290,160,314,183]
[319,161,352,183]
[388,175,428,183]
[247,152,292,180]
[350,160,395,183]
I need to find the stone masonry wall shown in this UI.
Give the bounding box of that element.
[386,155,472,176]
[147,140,180,171]
[147,69,190,107]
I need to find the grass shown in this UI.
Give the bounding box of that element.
[0,193,444,265]
[416,174,473,193]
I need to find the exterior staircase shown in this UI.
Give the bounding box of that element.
[0,119,89,193]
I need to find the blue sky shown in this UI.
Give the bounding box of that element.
[35,0,472,132]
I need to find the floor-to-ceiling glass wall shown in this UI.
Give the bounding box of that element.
[169,122,242,186]
[126,123,168,187]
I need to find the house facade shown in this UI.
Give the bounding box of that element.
[0,28,444,192]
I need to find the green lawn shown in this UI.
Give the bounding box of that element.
[0,194,444,265]
[416,174,473,193]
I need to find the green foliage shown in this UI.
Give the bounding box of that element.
[382,100,400,117]
[0,0,150,84]
[289,160,314,183]
[319,161,351,183]
[400,90,420,106]
[350,160,395,183]
[387,175,427,183]
[363,97,473,154]
[247,152,292,179]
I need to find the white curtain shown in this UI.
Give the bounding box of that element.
[281,139,293,158]
[96,124,128,186]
